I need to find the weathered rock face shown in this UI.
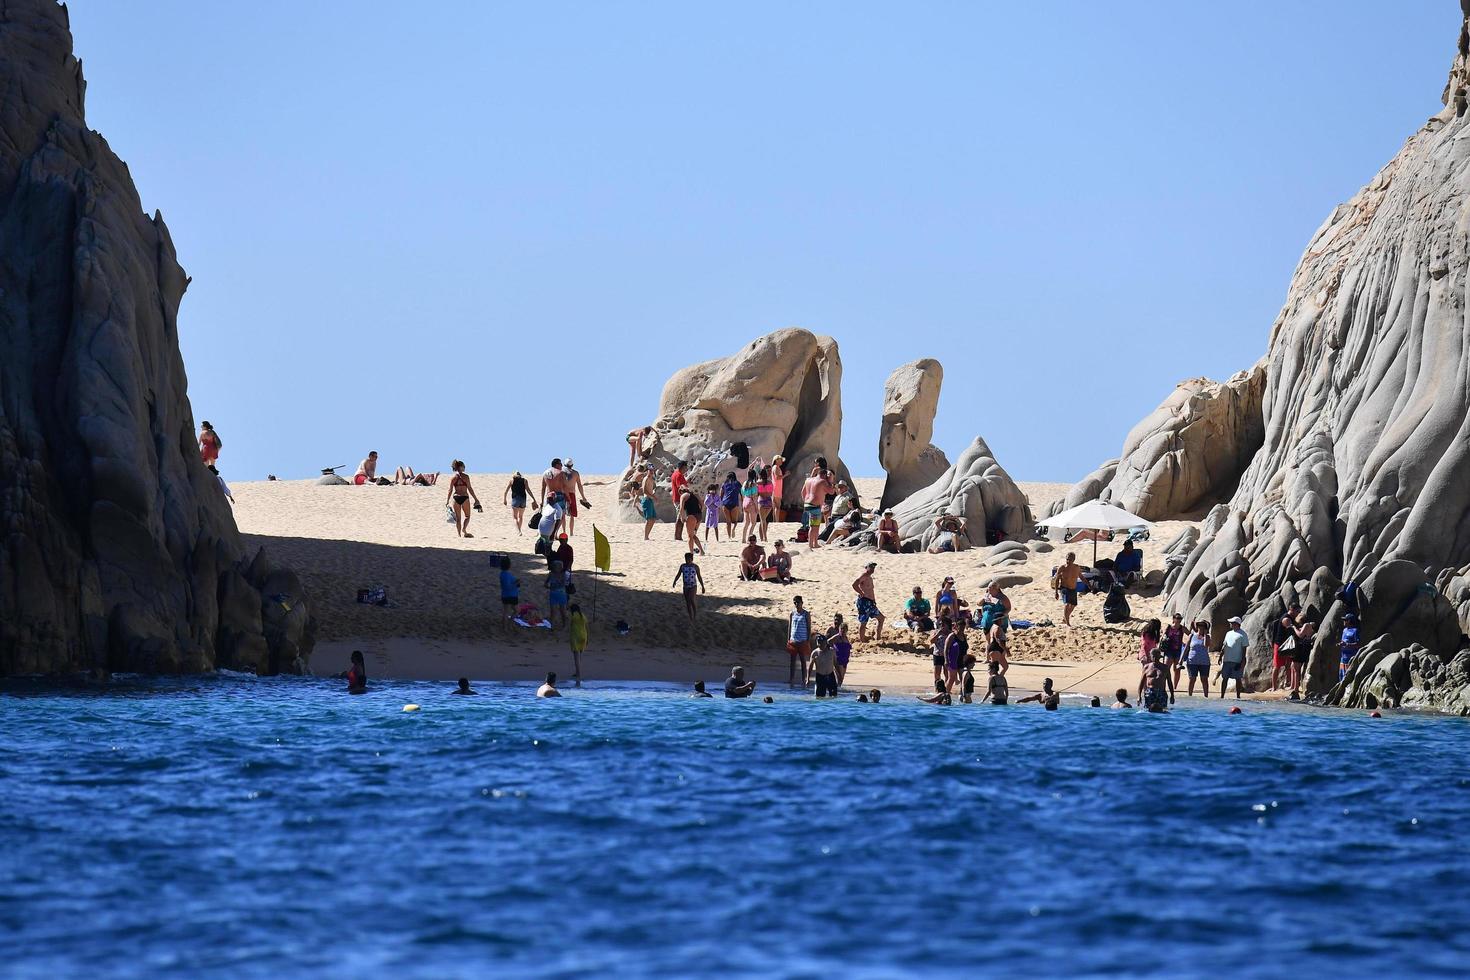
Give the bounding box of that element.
[1047,370,1265,522]
[1160,2,1470,706]
[0,2,313,676]
[844,437,1031,552]
[877,359,949,512]
[618,328,850,520]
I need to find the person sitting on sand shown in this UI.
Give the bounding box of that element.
[504,471,537,535]
[453,677,477,695]
[536,672,562,698]
[904,587,934,632]
[446,460,481,538]
[339,650,368,694]
[1112,688,1132,709]
[853,562,885,641]
[1017,677,1057,704]
[354,451,382,486]
[1114,539,1143,584]
[569,603,587,686]
[876,510,900,554]
[767,540,793,583]
[673,552,705,625]
[692,680,713,698]
[739,536,766,581]
[928,514,968,553]
[826,507,865,544]
[983,661,1009,705]
[724,666,756,699]
[545,560,571,628]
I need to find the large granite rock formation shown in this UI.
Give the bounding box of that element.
[844,437,1031,552]
[1158,2,1470,703]
[0,2,313,676]
[618,328,851,521]
[877,359,949,512]
[1044,370,1265,521]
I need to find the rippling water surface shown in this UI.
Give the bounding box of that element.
[2,676,1469,977]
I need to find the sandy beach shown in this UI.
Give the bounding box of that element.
[235,474,1199,699]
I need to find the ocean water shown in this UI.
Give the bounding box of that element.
[2,677,1469,978]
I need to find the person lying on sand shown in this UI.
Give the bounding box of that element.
[453,678,477,695]
[1017,678,1057,704]
[536,672,562,698]
[395,466,438,486]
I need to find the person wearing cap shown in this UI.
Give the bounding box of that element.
[546,532,573,573]
[1219,616,1249,700]
[875,510,900,554]
[724,665,756,699]
[1338,612,1361,682]
[852,563,885,642]
[829,481,859,519]
[562,457,589,537]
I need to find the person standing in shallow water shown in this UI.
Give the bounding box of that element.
[673,552,705,625]
[446,460,480,538]
[1219,615,1249,700]
[787,595,812,688]
[339,650,367,694]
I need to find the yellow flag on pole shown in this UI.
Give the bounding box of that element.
[593,525,612,572]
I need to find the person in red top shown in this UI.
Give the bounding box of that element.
[670,461,690,540]
[198,421,221,465]
[339,650,367,694]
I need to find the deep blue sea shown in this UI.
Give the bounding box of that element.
[2,676,1469,978]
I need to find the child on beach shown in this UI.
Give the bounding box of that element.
[569,603,587,686]
[1137,618,1161,702]
[704,484,721,542]
[499,556,519,634]
[673,552,704,625]
[545,560,570,628]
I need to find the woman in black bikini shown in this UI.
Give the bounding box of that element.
[446,460,481,538]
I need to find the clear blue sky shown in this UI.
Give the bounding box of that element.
[68,1,1454,481]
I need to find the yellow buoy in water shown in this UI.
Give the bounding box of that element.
[403,704,420,712]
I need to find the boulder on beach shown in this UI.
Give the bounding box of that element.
[845,436,1031,552]
[877,359,949,512]
[617,328,851,522]
[0,2,314,676]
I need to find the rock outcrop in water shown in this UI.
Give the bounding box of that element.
[1109,2,1470,706]
[1045,371,1265,522]
[0,2,313,676]
[618,328,851,521]
[877,359,949,513]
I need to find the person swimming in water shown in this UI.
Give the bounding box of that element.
[691,680,713,698]
[1017,678,1056,704]
[1112,688,1132,709]
[536,672,562,698]
[339,650,367,694]
[453,677,477,695]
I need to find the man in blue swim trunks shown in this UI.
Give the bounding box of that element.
[852,561,885,642]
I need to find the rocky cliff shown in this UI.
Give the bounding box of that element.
[1150,1,1470,707]
[0,1,313,676]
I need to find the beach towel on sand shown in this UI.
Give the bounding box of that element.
[514,616,553,629]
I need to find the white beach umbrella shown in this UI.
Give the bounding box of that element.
[1037,500,1153,564]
